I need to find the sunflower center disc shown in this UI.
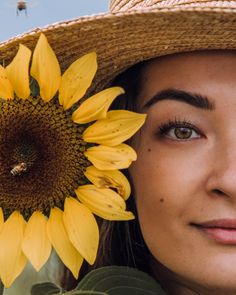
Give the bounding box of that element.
[0,97,90,218]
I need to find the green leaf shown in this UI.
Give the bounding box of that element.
[31,267,167,295]
[31,282,63,295]
[73,266,167,295]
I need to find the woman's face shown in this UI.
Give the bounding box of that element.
[129,51,236,295]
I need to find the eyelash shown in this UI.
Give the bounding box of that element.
[157,118,203,141]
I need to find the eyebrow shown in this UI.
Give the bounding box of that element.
[142,88,215,111]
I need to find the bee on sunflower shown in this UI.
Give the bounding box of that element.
[0,33,146,288]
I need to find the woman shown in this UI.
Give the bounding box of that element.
[1,1,236,295]
[114,51,236,295]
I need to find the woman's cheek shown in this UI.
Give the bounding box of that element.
[129,135,212,253]
[131,138,209,204]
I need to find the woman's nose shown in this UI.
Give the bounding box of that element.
[206,139,236,199]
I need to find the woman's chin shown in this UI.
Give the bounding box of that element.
[151,252,236,294]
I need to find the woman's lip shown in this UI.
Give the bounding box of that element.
[192,219,236,244]
[196,219,236,229]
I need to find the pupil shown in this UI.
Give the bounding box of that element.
[175,127,192,139]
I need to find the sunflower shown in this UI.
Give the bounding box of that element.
[0,34,146,288]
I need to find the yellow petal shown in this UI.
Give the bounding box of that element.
[0,65,14,99]
[76,185,134,221]
[72,87,124,124]
[5,44,31,100]
[83,110,146,146]
[0,211,27,288]
[59,52,97,110]
[84,166,131,200]
[84,143,137,170]
[63,197,99,265]
[47,207,83,279]
[22,211,52,271]
[30,33,61,102]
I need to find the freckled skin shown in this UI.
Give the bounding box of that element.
[129,51,236,295]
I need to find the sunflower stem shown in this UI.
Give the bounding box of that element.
[0,280,4,295]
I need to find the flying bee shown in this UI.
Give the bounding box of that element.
[16,1,27,15]
[6,0,39,16]
[10,162,27,176]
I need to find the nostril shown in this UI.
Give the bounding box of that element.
[212,189,224,196]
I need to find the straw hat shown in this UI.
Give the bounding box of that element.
[1,0,236,94]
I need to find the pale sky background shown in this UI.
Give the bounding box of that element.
[0,0,109,42]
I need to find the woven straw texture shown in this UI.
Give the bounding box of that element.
[1,0,236,94]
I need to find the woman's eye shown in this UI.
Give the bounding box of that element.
[168,127,200,140]
[157,121,202,141]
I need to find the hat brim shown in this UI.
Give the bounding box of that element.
[1,7,236,94]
